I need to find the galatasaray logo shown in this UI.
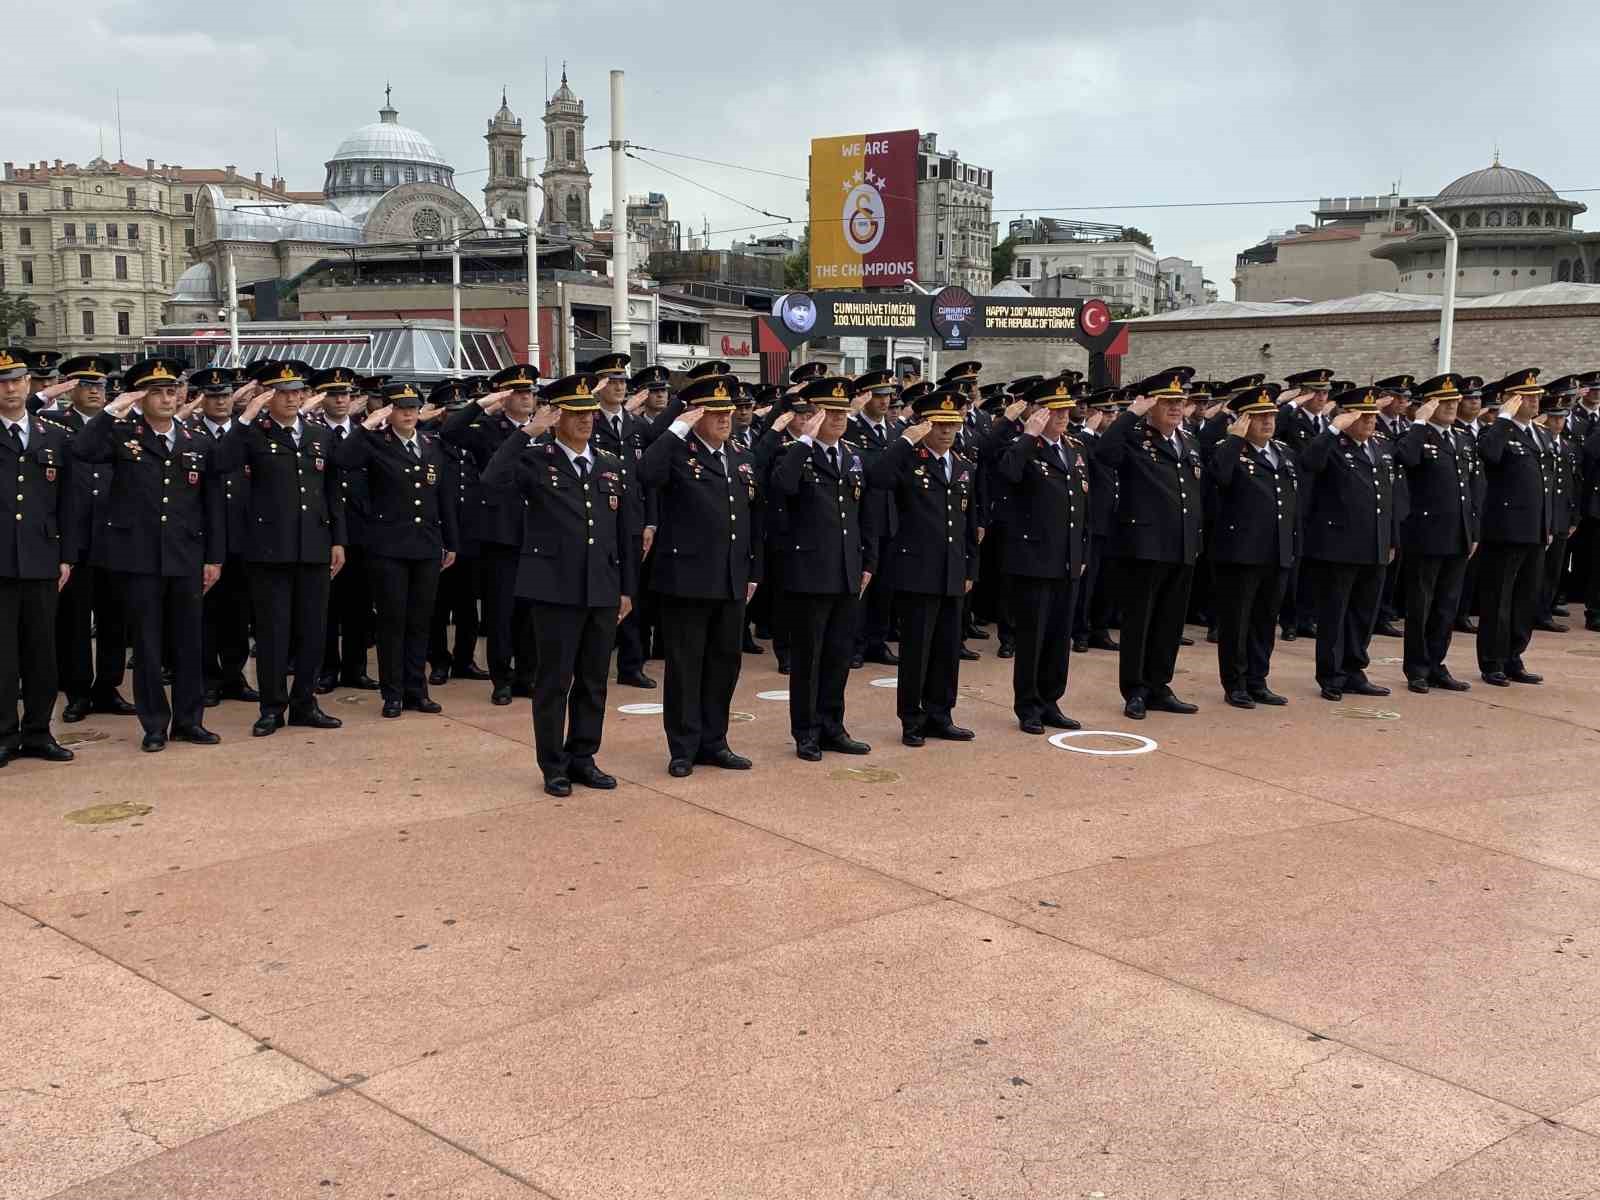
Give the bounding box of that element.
[842,170,887,256]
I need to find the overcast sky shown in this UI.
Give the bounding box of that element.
[11,0,1600,299]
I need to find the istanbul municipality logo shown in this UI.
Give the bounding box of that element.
[842,167,888,256]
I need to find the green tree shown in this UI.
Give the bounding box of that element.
[783,225,811,290]
[0,290,39,340]
[991,235,1018,281]
[1120,226,1154,249]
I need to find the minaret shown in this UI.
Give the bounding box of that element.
[540,64,592,232]
[483,89,527,224]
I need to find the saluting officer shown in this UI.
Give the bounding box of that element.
[1394,374,1478,694]
[592,356,660,689]
[309,367,377,694]
[218,361,346,737]
[1073,389,1124,653]
[423,382,485,688]
[769,375,876,761]
[1095,368,1205,720]
[72,360,225,752]
[1454,376,1490,634]
[483,373,638,795]
[1275,367,1336,642]
[865,387,980,747]
[333,381,460,717]
[639,374,764,777]
[1299,386,1398,702]
[0,347,77,767]
[1536,378,1581,632]
[848,369,903,668]
[1207,383,1298,708]
[995,378,1089,734]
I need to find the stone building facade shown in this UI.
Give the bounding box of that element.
[541,69,592,233]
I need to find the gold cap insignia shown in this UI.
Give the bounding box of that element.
[1055,382,1069,397]
[150,365,176,382]
[940,398,954,411]
[399,386,417,399]
[712,381,729,399]
[575,380,590,398]
[1524,373,1537,387]
[0,351,16,369]
[1439,379,1457,396]
[832,382,847,398]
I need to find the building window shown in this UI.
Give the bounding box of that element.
[342,166,353,184]
[21,260,33,285]
[937,234,945,257]
[17,192,27,212]
[185,228,195,248]
[160,261,166,284]
[1486,210,1502,227]
[128,223,138,241]
[565,129,577,161]
[1576,260,1588,283]
[1505,210,1521,227]
[507,204,521,221]
[184,193,194,213]
[1465,212,1480,228]
[1015,258,1031,278]
[430,169,441,183]
[1559,260,1571,281]
[86,223,97,243]
[127,187,137,208]
[404,166,416,182]
[107,223,118,241]
[117,310,130,336]
[159,226,164,248]
[114,256,127,280]
[24,319,37,337]
[565,191,581,225]
[79,254,92,278]
[81,310,95,336]
[62,187,73,209]
[547,130,554,159]
[1545,210,1556,226]
[18,227,29,247]
[63,222,75,241]
[503,150,517,178]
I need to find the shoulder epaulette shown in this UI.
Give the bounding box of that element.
[37,416,69,433]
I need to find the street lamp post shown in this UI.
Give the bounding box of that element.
[1416,205,1458,371]
[525,159,541,374]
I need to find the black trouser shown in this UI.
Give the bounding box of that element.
[477,543,523,686]
[121,571,204,736]
[1086,534,1118,632]
[1,577,58,748]
[1477,542,1544,675]
[1009,574,1076,723]
[1576,520,1600,620]
[762,553,791,663]
[1213,562,1285,693]
[614,594,646,677]
[1459,551,1482,622]
[658,593,745,763]
[855,536,896,654]
[1072,535,1103,639]
[1112,558,1194,702]
[56,563,126,702]
[1540,531,1571,620]
[785,589,857,742]
[369,555,441,704]
[972,531,1005,626]
[895,589,962,731]
[428,552,479,672]
[1379,549,1404,622]
[202,555,252,690]
[248,563,331,717]
[1304,559,1384,690]
[323,546,372,682]
[1403,553,1468,682]
[527,599,617,780]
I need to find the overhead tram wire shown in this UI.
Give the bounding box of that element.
[621,148,792,223]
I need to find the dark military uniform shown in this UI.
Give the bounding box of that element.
[1208,386,1299,704]
[483,373,640,790]
[639,375,764,771]
[591,389,657,685]
[1074,392,1123,649]
[424,416,482,684]
[771,377,877,755]
[1539,398,1581,626]
[70,368,226,744]
[994,379,1089,731]
[0,390,78,763]
[1274,369,1337,640]
[847,370,902,666]
[865,389,981,741]
[1395,376,1478,690]
[320,376,384,692]
[1300,389,1399,698]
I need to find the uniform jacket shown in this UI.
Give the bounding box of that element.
[214,416,347,564]
[1076,429,1120,538]
[770,437,876,595]
[330,425,458,559]
[0,414,77,578]
[864,436,980,596]
[1478,417,1554,545]
[186,416,253,557]
[848,412,900,541]
[1208,435,1299,568]
[1095,410,1205,565]
[1300,429,1399,565]
[1546,429,1580,535]
[638,428,764,600]
[1395,423,1477,557]
[994,432,1088,580]
[1567,404,1600,447]
[43,405,112,566]
[589,405,658,530]
[482,434,638,606]
[440,404,531,548]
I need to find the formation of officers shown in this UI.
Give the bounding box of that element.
[2,341,1592,787]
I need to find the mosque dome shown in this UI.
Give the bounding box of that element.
[323,92,455,202]
[1435,162,1562,207]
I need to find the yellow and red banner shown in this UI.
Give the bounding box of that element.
[809,129,919,290]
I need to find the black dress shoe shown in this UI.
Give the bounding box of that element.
[1552,605,1571,617]
[997,642,1016,659]
[0,747,9,767]
[1534,619,1568,633]
[901,729,926,747]
[1019,718,1045,735]
[776,658,791,676]
[1507,669,1543,685]
[404,697,443,714]
[1224,690,1256,709]
[925,721,975,741]
[222,682,262,703]
[819,732,871,755]
[1205,627,1219,644]
[1148,694,1199,714]
[1296,622,1318,637]
[697,747,753,770]
[1407,679,1430,695]
[490,685,513,706]
[203,688,222,708]
[849,654,864,669]
[382,699,403,718]
[1456,618,1480,634]
[337,675,378,692]
[1248,688,1288,706]
[61,697,93,723]
[1481,671,1511,687]
[1586,618,1600,633]
[251,713,285,737]
[428,666,450,687]
[668,758,693,777]
[1319,686,1344,702]
[313,673,338,696]
[1123,696,1147,720]
[569,763,618,789]
[170,724,221,745]
[1373,621,1403,638]
[1042,709,1081,730]
[795,739,822,761]
[92,691,137,716]
[1280,627,1297,642]
[743,633,764,655]
[511,681,535,699]
[959,646,980,661]
[862,647,900,666]
[1345,680,1391,697]
[454,663,492,681]
[1087,634,1120,652]
[1178,635,1194,647]
[1430,673,1470,692]
[288,705,342,729]
[1071,637,1088,653]
[17,738,74,762]
[963,625,989,641]
[544,776,572,797]
[141,732,167,753]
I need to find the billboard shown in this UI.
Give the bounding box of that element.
[809,129,919,290]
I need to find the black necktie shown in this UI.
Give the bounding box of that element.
[937,456,948,484]
[827,445,838,474]
[335,426,346,442]
[577,456,589,481]
[1052,443,1067,471]
[611,415,622,441]
[407,441,419,461]
[4,423,21,452]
